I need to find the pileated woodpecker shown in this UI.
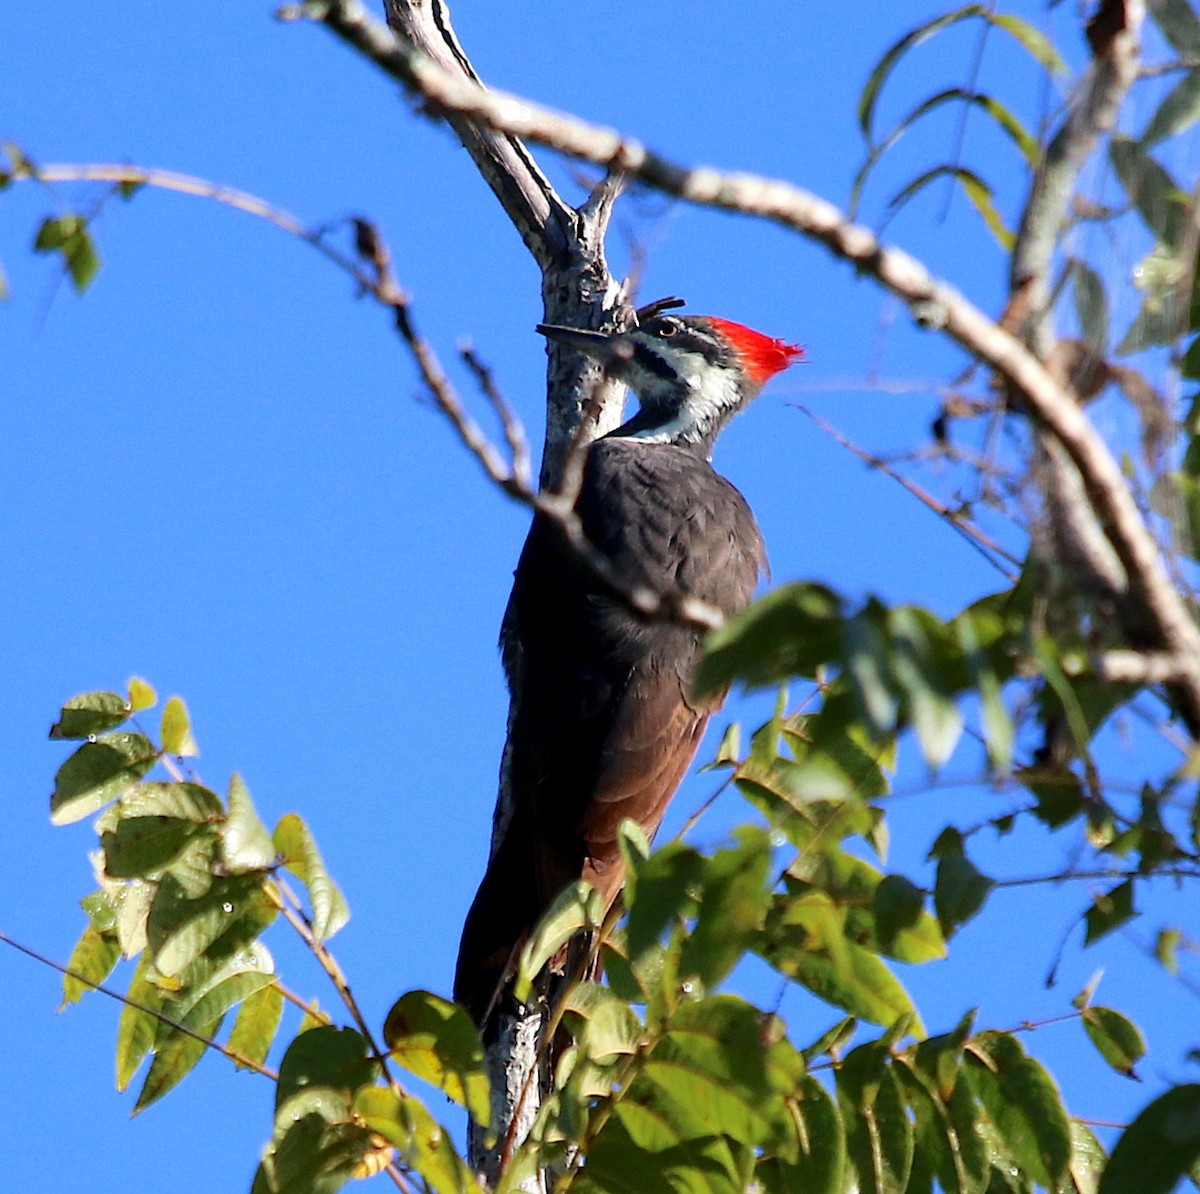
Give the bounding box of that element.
[454,301,802,1029]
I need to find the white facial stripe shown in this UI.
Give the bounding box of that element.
[624,360,743,445]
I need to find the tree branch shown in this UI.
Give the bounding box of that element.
[297,0,1200,731]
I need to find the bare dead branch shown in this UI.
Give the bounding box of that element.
[460,342,534,492]
[1010,0,1143,348]
[291,0,1200,732]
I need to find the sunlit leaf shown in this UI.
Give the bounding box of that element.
[874,873,946,963]
[355,1085,482,1194]
[383,990,489,1127]
[763,920,924,1031]
[134,1015,221,1114]
[1064,1120,1106,1194]
[223,774,277,873]
[227,980,284,1070]
[273,813,350,944]
[887,165,1014,249]
[148,871,277,979]
[160,696,199,757]
[515,879,604,1005]
[115,954,165,1091]
[851,87,1038,215]
[858,6,1062,139]
[60,919,121,1008]
[127,677,157,712]
[680,828,774,990]
[102,814,215,880]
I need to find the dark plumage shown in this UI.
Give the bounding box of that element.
[453,309,801,1029]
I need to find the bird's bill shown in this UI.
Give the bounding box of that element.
[535,323,633,367]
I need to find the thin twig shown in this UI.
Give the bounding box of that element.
[460,341,533,490]
[267,877,407,1095]
[0,929,280,1081]
[793,402,1021,575]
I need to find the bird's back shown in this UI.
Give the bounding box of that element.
[453,435,764,1025]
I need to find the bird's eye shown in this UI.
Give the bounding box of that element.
[653,318,679,338]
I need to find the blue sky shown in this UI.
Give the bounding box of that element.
[3,3,1195,1191]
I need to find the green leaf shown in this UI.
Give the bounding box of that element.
[843,602,898,734]
[115,953,165,1091]
[965,1032,1072,1189]
[1156,927,1182,973]
[148,871,277,979]
[277,1026,377,1110]
[889,606,965,767]
[562,981,644,1063]
[259,1112,383,1194]
[1110,137,1189,249]
[222,774,277,872]
[119,780,223,820]
[680,828,774,990]
[383,990,489,1127]
[227,980,284,1070]
[887,165,1013,249]
[134,1013,222,1114]
[933,848,994,937]
[623,842,705,967]
[51,732,159,825]
[1071,259,1110,352]
[1083,879,1135,946]
[1144,68,1200,146]
[1098,1085,1200,1194]
[763,918,924,1031]
[696,582,845,696]
[622,996,779,1162]
[895,1054,989,1194]
[102,814,215,880]
[1147,0,1200,55]
[874,874,945,963]
[990,12,1067,75]
[515,879,604,1004]
[1081,1006,1146,1078]
[49,690,131,739]
[32,213,101,292]
[758,1075,846,1194]
[273,813,350,944]
[60,920,121,1008]
[837,1043,914,1194]
[956,609,1014,772]
[356,1085,482,1194]
[850,87,1038,216]
[1064,1120,1106,1194]
[858,6,1062,139]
